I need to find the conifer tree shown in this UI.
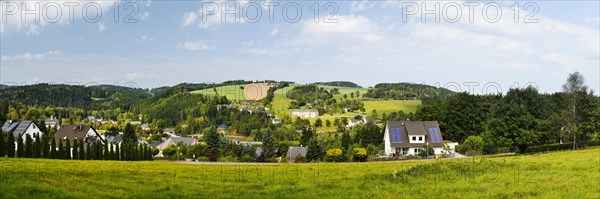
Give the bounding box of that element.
[79,139,85,160]
[86,142,91,160]
[108,144,114,160]
[25,134,33,158]
[58,139,64,159]
[115,143,120,161]
[0,131,5,157]
[104,142,109,160]
[65,138,71,160]
[7,133,15,158]
[17,134,24,158]
[50,138,57,159]
[72,138,79,160]
[41,134,49,158]
[34,133,41,158]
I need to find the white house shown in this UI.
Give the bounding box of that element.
[45,116,60,129]
[2,120,43,141]
[383,121,445,156]
[291,109,319,118]
[346,115,370,128]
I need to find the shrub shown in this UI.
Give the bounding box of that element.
[293,154,307,163]
[525,140,600,153]
[151,147,159,156]
[196,156,209,162]
[352,148,368,162]
[240,154,255,162]
[460,136,484,154]
[217,155,239,162]
[325,148,344,162]
[162,146,177,156]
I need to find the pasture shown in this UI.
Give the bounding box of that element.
[1,148,598,198]
[363,100,422,115]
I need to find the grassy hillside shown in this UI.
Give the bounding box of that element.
[363,100,422,115]
[190,84,246,100]
[317,85,370,99]
[1,148,598,198]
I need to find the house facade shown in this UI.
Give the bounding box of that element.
[291,109,319,118]
[2,120,43,141]
[383,121,445,156]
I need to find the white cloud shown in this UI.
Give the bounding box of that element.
[177,40,211,51]
[126,72,144,80]
[270,24,280,36]
[98,22,106,32]
[134,35,155,43]
[140,12,150,21]
[1,50,65,61]
[294,15,384,45]
[350,0,374,12]
[182,12,198,27]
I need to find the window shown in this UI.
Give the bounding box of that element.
[419,136,423,141]
[412,136,416,141]
[414,149,418,153]
[395,147,401,154]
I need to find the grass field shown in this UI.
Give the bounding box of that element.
[316,85,370,99]
[190,85,246,100]
[1,148,598,198]
[363,100,422,115]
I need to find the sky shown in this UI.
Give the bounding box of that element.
[0,0,598,95]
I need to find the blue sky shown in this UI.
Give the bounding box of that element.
[1,0,598,94]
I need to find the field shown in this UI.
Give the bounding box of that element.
[363,100,421,115]
[243,83,275,100]
[190,85,246,100]
[1,148,598,198]
[316,85,371,99]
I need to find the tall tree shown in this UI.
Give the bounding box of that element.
[57,139,64,159]
[25,134,33,158]
[65,138,71,160]
[79,139,85,160]
[341,131,352,151]
[17,134,24,158]
[300,127,314,146]
[7,133,15,158]
[104,142,109,160]
[203,127,222,161]
[72,138,79,160]
[306,138,324,162]
[0,131,5,157]
[41,134,49,158]
[34,133,41,158]
[561,72,599,149]
[115,143,121,161]
[262,129,275,160]
[50,138,57,159]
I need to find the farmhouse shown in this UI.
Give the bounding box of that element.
[54,125,104,144]
[45,116,60,129]
[291,109,319,118]
[286,146,307,161]
[154,137,198,157]
[1,120,43,141]
[383,121,445,156]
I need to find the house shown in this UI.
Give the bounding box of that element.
[286,146,307,161]
[54,124,104,145]
[217,124,229,133]
[443,140,459,154]
[2,120,43,141]
[383,121,445,156]
[141,124,151,131]
[154,137,198,157]
[347,115,370,127]
[105,134,122,144]
[272,117,282,124]
[45,116,60,129]
[291,109,319,118]
[163,128,179,137]
[87,116,96,121]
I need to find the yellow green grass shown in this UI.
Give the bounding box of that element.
[1,148,598,198]
[363,100,422,115]
[190,85,246,100]
[316,85,370,99]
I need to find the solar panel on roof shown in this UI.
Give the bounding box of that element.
[428,128,442,143]
[391,128,402,143]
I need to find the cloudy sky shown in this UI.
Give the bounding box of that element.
[1,0,598,94]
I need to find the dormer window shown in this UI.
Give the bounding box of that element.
[419,136,423,141]
[412,137,416,141]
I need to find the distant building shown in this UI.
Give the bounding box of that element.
[2,120,43,141]
[217,124,229,133]
[154,137,199,157]
[286,146,307,161]
[45,116,60,129]
[272,118,282,124]
[291,109,319,118]
[141,124,151,131]
[347,115,370,128]
[54,124,104,145]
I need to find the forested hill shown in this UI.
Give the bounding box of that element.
[0,84,150,109]
[315,81,362,88]
[364,83,455,104]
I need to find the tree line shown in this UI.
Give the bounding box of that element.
[0,131,152,161]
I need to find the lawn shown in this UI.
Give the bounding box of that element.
[190,84,246,100]
[1,148,598,198]
[363,100,422,115]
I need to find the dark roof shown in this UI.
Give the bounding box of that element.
[44,119,58,124]
[386,121,444,148]
[54,124,104,144]
[218,124,229,129]
[2,120,19,132]
[105,134,122,143]
[286,146,307,158]
[13,120,36,137]
[170,137,197,146]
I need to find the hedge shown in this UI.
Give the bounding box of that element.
[525,140,600,153]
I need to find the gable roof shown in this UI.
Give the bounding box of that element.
[13,120,35,135]
[2,120,20,132]
[286,146,307,158]
[386,121,444,148]
[54,124,104,144]
[155,137,198,150]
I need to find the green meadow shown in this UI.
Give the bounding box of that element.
[190,84,246,100]
[1,148,598,198]
[363,100,421,115]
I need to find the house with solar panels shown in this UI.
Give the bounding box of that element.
[383,121,445,156]
[1,120,44,141]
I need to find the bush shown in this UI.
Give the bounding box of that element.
[352,148,368,162]
[240,154,255,162]
[162,146,177,156]
[292,154,307,163]
[460,136,484,154]
[196,156,209,162]
[217,155,239,162]
[325,148,344,162]
[151,147,159,156]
